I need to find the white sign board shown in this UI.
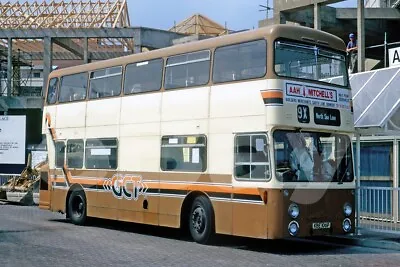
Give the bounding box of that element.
[0,116,26,164]
[389,47,400,67]
[284,81,351,110]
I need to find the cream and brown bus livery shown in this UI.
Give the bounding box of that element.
[39,24,355,244]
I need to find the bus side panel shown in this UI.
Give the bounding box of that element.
[55,102,86,129]
[212,200,233,235]
[86,98,120,127]
[118,189,159,226]
[266,189,285,239]
[85,190,97,217]
[158,195,183,228]
[95,191,119,220]
[232,202,268,239]
[51,188,68,213]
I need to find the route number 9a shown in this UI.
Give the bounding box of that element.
[297,105,310,123]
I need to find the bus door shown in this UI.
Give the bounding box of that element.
[232,133,270,238]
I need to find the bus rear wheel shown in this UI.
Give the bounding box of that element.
[189,195,215,244]
[68,189,87,225]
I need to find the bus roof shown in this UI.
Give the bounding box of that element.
[49,24,346,79]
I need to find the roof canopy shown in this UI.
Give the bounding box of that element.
[350,65,400,134]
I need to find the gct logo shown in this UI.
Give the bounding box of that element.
[103,174,148,201]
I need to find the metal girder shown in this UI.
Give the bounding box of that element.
[28,51,133,60]
[53,38,84,58]
[0,28,138,39]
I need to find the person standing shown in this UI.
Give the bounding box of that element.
[346,33,358,74]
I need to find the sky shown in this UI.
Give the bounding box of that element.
[127,0,358,32]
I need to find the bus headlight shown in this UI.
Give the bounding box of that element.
[288,203,300,219]
[343,203,352,217]
[288,221,299,236]
[342,218,352,232]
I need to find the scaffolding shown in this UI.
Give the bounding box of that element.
[0,0,135,97]
[0,0,133,52]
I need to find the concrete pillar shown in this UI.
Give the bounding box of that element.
[357,0,365,72]
[7,38,12,97]
[134,45,142,54]
[42,37,52,99]
[133,28,142,54]
[314,3,321,30]
[83,37,89,64]
[279,12,287,24]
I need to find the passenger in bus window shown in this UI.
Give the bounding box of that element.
[288,134,314,181]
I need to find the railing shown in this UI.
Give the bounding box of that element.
[358,186,400,233]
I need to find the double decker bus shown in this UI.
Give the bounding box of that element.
[39,24,355,244]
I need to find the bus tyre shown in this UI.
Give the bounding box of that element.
[68,189,87,226]
[189,196,215,244]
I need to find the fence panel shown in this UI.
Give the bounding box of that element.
[359,186,400,233]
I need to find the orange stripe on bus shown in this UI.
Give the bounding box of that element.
[51,177,261,196]
[261,90,283,99]
[45,113,52,127]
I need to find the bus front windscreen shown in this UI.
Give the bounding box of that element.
[273,130,353,183]
[274,40,348,87]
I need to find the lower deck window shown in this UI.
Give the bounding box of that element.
[55,141,65,168]
[161,135,207,172]
[67,139,84,169]
[85,138,118,169]
[234,134,270,180]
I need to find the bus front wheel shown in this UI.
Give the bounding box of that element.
[189,195,215,244]
[67,189,87,225]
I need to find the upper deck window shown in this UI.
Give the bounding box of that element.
[46,78,58,104]
[124,58,163,94]
[164,50,210,89]
[213,40,267,83]
[274,40,348,87]
[58,73,88,103]
[89,66,122,99]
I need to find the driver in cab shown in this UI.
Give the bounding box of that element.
[288,134,314,181]
[288,134,335,182]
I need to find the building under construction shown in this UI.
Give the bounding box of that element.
[0,0,207,173]
[0,0,235,174]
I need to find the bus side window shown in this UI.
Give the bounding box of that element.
[66,139,84,169]
[89,66,122,99]
[47,78,58,105]
[55,141,65,168]
[213,40,267,84]
[124,58,163,94]
[85,138,118,169]
[160,135,207,172]
[59,73,88,103]
[164,51,210,90]
[234,134,270,180]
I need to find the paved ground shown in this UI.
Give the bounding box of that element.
[1,204,400,267]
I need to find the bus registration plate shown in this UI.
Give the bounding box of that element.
[312,222,331,230]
